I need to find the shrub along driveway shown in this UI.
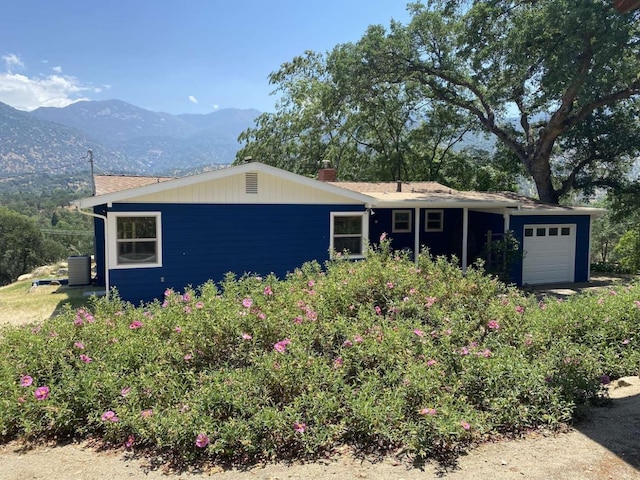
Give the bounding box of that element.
[0,377,639,480]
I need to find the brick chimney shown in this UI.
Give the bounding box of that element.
[317,160,336,181]
[318,168,337,182]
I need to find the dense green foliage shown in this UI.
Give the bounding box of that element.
[0,189,93,285]
[1,243,638,467]
[0,207,63,286]
[237,0,639,203]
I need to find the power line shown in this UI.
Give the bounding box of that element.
[40,229,93,236]
[0,158,89,181]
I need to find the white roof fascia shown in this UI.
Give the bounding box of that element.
[74,162,374,208]
[508,207,605,217]
[369,200,520,209]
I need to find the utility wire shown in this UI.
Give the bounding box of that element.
[0,158,89,181]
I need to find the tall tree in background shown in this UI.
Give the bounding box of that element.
[238,0,638,202]
[362,0,639,203]
[237,46,519,190]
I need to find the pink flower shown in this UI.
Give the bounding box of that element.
[598,297,605,305]
[386,282,394,289]
[263,286,273,296]
[426,359,437,366]
[129,320,143,329]
[460,347,469,356]
[34,386,50,401]
[515,305,525,314]
[307,280,315,287]
[195,433,209,448]
[195,302,204,309]
[74,341,85,350]
[461,421,471,430]
[293,422,306,433]
[141,409,153,418]
[274,338,291,353]
[342,339,353,347]
[488,320,500,330]
[481,349,492,358]
[125,434,135,449]
[120,387,131,397]
[425,297,437,308]
[380,232,387,242]
[164,288,173,297]
[101,410,119,422]
[257,312,266,320]
[354,335,364,343]
[418,407,437,416]
[293,316,303,324]
[241,333,252,340]
[184,354,193,361]
[174,326,182,333]
[20,375,33,387]
[374,306,382,315]
[79,354,92,363]
[184,306,192,314]
[182,293,191,302]
[409,288,417,295]
[622,339,630,345]
[634,301,640,308]
[413,328,425,337]
[333,357,344,368]
[609,290,617,296]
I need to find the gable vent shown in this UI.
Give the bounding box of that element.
[245,172,258,194]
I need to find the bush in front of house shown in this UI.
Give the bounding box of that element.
[0,240,638,466]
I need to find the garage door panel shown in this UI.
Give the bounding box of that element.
[522,224,575,285]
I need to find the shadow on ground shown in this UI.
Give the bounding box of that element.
[574,379,640,473]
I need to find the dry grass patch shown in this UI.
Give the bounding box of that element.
[0,281,96,328]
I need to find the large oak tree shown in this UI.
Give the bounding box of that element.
[359,0,639,203]
[238,1,639,203]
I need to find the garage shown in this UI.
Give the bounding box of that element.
[522,224,576,285]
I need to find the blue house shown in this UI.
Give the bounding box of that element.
[74,162,603,303]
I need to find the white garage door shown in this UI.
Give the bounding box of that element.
[522,224,575,285]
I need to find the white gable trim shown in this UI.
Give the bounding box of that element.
[75,162,374,208]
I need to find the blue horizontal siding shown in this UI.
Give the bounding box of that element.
[509,214,591,285]
[105,203,364,303]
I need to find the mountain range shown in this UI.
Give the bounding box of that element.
[0,100,260,192]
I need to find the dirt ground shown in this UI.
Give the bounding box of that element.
[1,377,638,480]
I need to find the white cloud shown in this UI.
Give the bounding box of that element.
[52,65,62,73]
[212,104,219,110]
[2,53,24,72]
[0,56,96,110]
[188,95,198,104]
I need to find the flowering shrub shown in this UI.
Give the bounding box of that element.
[0,241,638,467]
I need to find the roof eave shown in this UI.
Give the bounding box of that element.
[73,162,375,208]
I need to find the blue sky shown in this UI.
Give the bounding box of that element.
[0,1,412,114]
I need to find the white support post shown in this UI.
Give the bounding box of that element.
[462,208,469,273]
[414,207,421,265]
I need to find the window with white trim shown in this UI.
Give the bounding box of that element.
[109,212,162,268]
[392,210,412,233]
[425,209,444,232]
[330,212,368,258]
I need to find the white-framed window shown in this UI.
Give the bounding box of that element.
[392,210,412,233]
[425,209,444,232]
[330,212,368,258]
[108,212,162,269]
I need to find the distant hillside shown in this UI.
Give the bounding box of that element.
[0,100,260,192]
